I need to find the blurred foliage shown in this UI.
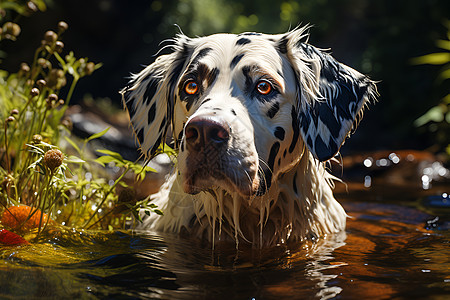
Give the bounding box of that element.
[412,20,450,155]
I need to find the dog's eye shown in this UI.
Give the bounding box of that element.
[256,80,272,95]
[184,80,199,95]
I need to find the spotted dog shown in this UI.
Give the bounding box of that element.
[121,27,376,247]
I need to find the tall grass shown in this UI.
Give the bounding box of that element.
[0,1,161,236]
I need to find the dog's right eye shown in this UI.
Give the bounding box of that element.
[184,80,199,95]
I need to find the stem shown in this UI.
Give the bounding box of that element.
[65,76,79,106]
[38,170,53,234]
[3,122,10,173]
[83,165,130,228]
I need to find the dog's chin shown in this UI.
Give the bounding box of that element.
[182,172,259,198]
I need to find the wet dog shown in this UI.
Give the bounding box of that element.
[121,27,376,247]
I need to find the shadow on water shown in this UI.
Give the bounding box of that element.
[0,152,449,299]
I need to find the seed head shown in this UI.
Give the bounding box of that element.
[37,58,51,69]
[10,109,19,115]
[85,62,96,75]
[43,149,64,172]
[57,21,69,33]
[44,30,58,44]
[55,41,64,53]
[3,22,21,37]
[48,93,58,102]
[32,134,43,144]
[30,87,40,98]
[20,63,30,74]
[26,1,39,13]
[36,79,47,88]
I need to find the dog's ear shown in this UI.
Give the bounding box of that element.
[279,28,377,162]
[120,35,192,158]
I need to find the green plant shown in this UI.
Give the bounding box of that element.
[412,20,450,156]
[0,1,164,236]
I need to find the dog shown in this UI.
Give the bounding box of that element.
[121,27,376,247]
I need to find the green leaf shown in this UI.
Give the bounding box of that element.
[65,155,85,164]
[96,149,124,161]
[143,165,157,173]
[64,136,81,154]
[436,39,450,51]
[94,155,117,166]
[411,53,450,65]
[414,106,446,126]
[86,127,110,142]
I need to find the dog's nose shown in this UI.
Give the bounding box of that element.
[185,116,230,151]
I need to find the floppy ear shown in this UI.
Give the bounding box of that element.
[280,29,377,162]
[120,35,192,158]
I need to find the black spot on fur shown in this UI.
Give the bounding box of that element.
[264,141,281,190]
[307,136,313,149]
[136,128,144,145]
[143,80,158,106]
[277,35,289,54]
[230,54,244,69]
[318,102,340,139]
[148,102,156,124]
[213,107,222,111]
[201,98,211,105]
[236,38,251,45]
[267,102,280,118]
[191,47,212,65]
[239,32,262,36]
[150,134,162,155]
[283,149,287,158]
[293,172,298,195]
[274,127,285,141]
[123,90,134,113]
[185,98,195,112]
[231,109,237,116]
[277,158,281,166]
[207,67,219,86]
[158,116,166,132]
[289,106,300,153]
[242,66,253,91]
[314,135,337,161]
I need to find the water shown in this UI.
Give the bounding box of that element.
[0,181,449,299]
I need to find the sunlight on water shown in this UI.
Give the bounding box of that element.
[0,180,449,298]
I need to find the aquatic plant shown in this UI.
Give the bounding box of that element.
[0,1,161,237]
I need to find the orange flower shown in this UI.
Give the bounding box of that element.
[1,205,53,231]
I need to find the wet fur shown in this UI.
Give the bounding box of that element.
[121,27,376,247]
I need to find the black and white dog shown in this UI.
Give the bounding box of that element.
[121,27,376,247]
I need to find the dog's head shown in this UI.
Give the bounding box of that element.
[121,27,376,198]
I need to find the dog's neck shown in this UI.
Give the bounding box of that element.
[139,152,346,248]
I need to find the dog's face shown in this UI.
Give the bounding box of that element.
[122,28,375,198]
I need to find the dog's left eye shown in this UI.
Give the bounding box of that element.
[256,80,272,95]
[184,80,199,95]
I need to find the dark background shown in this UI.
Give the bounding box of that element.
[2,0,449,154]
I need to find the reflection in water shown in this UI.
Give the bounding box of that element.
[0,200,449,299]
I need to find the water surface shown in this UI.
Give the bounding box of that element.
[0,182,448,299]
